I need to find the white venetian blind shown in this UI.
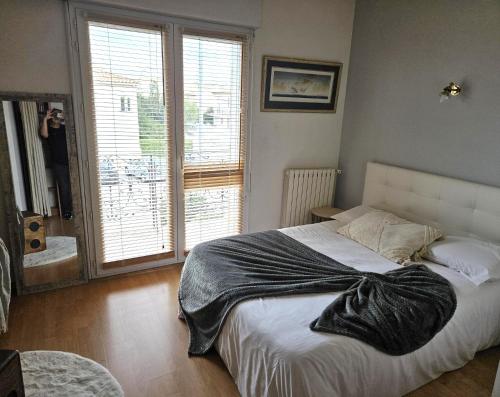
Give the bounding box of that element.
[87,21,175,268]
[182,30,248,250]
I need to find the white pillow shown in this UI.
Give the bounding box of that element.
[424,236,500,285]
[332,205,375,223]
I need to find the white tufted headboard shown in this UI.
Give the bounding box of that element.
[362,162,500,243]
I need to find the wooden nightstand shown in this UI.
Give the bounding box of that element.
[311,207,344,223]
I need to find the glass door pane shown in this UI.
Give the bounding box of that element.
[182,32,248,250]
[87,21,175,269]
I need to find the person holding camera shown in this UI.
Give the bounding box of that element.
[40,109,73,220]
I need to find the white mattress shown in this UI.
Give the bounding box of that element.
[215,221,500,397]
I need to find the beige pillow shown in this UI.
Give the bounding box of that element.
[337,210,442,265]
[332,205,376,223]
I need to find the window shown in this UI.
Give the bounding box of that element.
[182,32,248,250]
[120,96,131,112]
[87,21,175,268]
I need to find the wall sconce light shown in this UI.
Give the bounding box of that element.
[440,82,462,103]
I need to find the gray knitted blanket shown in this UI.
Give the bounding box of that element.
[178,230,456,356]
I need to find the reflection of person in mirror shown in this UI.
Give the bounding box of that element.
[40,109,73,220]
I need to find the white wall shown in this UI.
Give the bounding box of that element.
[0,0,260,92]
[82,0,262,28]
[93,85,142,157]
[248,0,355,231]
[0,0,355,235]
[0,0,72,94]
[3,102,28,211]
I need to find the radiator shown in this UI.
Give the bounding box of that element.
[280,168,341,227]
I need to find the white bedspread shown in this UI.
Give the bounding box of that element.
[215,221,500,397]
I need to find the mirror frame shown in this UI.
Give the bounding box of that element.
[0,91,88,294]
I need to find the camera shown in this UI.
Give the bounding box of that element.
[51,109,64,121]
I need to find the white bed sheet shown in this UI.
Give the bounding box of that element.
[215,221,500,397]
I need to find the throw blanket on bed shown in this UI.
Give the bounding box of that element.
[178,230,456,356]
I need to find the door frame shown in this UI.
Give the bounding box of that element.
[66,1,253,278]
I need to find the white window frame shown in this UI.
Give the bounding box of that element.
[65,1,253,278]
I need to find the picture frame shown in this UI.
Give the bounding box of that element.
[261,56,342,113]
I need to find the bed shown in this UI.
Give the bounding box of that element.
[194,162,500,396]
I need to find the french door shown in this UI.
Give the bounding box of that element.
[180,31,248,251]
[78,14,249,275]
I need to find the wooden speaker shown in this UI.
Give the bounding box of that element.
[22,211,46,254]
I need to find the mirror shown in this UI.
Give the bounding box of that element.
[0,93,87,293]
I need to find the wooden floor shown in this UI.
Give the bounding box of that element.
[44,215,76,236]
[23,215,80,286]
[23,255,80,286]
[0,265,498,397]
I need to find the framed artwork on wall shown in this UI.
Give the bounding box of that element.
[261,56,342,113]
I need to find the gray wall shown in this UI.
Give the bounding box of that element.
[336,0,500,209]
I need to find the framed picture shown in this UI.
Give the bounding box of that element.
[261,56,342,113]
